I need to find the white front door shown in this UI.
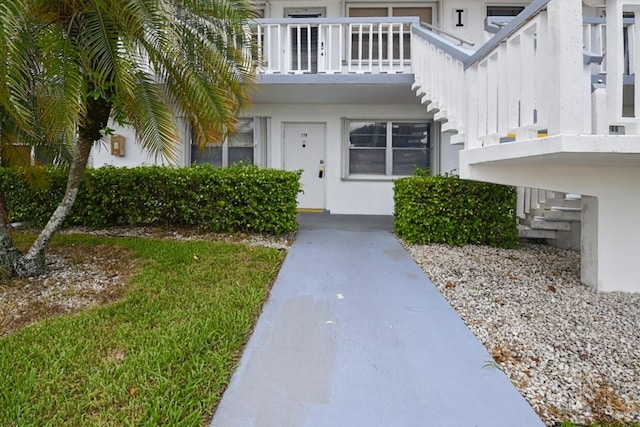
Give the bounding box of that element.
[283,122,326,210]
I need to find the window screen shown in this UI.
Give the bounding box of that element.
[486,6,525,17]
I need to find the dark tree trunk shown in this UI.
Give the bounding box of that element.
[13,137,93,276]
[0,196,20,279]
[12,95,111,277]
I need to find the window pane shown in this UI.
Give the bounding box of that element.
[349,149,386,175]
[351,31,380,60]
[348,7,388,18]
[392,122,429,148]
[191,145,222,167]
[290,26,318,72]
[349,122,387,147]
[229,119,254,147]
[486,6,525,17]
[392,7,433,24]
[393,149,428,175]
[229,147,254,165]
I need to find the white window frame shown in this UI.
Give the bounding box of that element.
[345,2,438,24]
[486,5,527,17]
[190,117,269,168]
[342,118,431,180]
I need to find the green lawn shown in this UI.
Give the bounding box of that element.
[0,234,285,426]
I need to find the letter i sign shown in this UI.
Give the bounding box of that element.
[454,9,466,27]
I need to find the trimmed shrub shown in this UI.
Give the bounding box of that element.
[394,173,519,248]
[0,164,301,234]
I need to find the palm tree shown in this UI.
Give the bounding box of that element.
[0,0,256,277]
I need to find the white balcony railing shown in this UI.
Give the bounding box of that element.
[410,26,472,143]
[410,0,640,150]
[583,17,636,75]
[251,17,419,75]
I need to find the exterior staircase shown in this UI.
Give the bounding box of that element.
[517,190,582,250]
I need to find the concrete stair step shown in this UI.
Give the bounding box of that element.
[524,219,573,231]
[550,206,581,213]
[517,224,557,239]
[544,198,582,209]
[539,210,582,222]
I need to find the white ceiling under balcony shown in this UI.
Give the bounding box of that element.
[460,134,640,195]
[250,74,421,105]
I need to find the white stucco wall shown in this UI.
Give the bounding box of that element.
[90,119,188,168]
[438,132,463,175]
[247,102,433,215]
[438,0,532,45]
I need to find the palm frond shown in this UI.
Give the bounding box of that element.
[120,71,180,163]
[0,0,39,133]
[37,25,85,147]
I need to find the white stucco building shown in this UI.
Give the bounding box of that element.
[90,0,640,293]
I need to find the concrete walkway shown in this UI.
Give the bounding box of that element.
[211,214,544,427]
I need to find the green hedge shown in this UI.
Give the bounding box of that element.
[0,165,301,234]
[394,174,519,248]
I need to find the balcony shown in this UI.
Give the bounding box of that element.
[249,17,435,104]
[251,17,420,76]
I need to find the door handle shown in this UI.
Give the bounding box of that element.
[318,168,324,179]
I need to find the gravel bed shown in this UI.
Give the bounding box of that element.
[59,226,293,250]
[404,241,640,426]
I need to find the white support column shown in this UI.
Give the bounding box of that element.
[631,5,640,121]
[496,43,508,136]
[581,196,598,289]
[606,0,625,123]
[546,0,586,134]
[591,83,608,134]
[465,64,480,149]
[582,178,640,292]
[506,36,521,130]
[592,191,640,292]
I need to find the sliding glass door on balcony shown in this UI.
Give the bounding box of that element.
[347,6,432,72]
[285,8,325,73]
[288,25,317,73]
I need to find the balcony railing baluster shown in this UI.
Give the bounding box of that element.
[251,17,417,75]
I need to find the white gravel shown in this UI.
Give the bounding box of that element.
[403,241,640,426]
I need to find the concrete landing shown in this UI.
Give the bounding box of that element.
[211,214,544,427]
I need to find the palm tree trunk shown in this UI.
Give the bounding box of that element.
[0,194,20,278]
[13,137,93,277]
[12,89,111,278]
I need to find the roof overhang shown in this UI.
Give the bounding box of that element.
[250,74,421,105]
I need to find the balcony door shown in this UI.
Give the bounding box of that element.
[347,5,433,61]
[284,7,326,73]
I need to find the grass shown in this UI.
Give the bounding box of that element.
[0,233,285,426]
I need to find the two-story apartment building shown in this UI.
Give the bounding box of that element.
[91,0,640,293]
[91,0,529,215]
